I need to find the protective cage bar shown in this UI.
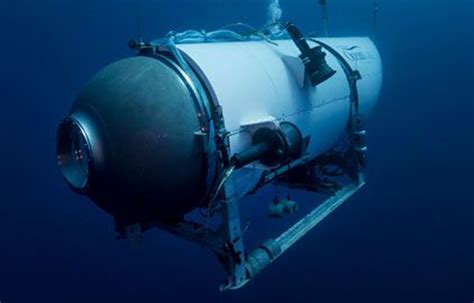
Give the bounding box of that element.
[275,181,364,254]
[154,176,366,290]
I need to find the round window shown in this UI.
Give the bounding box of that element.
[57,118,92,191]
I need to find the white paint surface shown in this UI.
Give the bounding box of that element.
[176,37,382,197]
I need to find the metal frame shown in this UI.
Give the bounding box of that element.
[153,103,367,290]
[154,161,365,290]
[145,35,368,290]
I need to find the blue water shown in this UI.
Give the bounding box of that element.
[1,0,473,302]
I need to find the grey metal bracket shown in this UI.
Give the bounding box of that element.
[218,177,248,290]
[154,175,248,290]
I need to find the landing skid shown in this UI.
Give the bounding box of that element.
[151,171,365,290]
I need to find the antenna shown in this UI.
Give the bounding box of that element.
[372,0,379,40]
[319,0,329,37]
[136,0,144,43]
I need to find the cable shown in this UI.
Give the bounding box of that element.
[136,0,144,41]
[319,0,329,37]
[202,165,236,231]
[372,0,379,40]
[220,22,258,33]
[150,22,288,47]
[207,165,236,212]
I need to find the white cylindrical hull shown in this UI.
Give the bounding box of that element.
[177,37,382,196]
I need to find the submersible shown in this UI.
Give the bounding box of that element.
[57,21,382,289]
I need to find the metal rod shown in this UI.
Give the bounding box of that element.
[319,0,329,37]
[275,181,365,254]
[219,179,247,291]
[372,0,379,40]
[153,221,224,253]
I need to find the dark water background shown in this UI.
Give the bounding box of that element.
[1,0,473,302]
